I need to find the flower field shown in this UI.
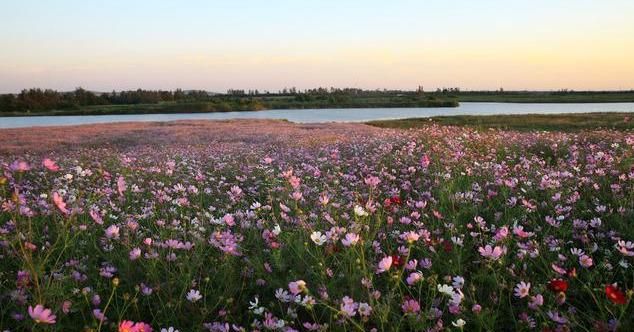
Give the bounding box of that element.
[1,120,633,331]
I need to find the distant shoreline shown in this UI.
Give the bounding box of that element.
[3,89,634,117]
[0,101,459,117]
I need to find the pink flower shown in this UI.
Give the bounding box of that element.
[133,322,152,332]
[406,272,423,285]
[10,160,31,172]
[223,214,235,226]
[129,248,141,260]
[28,304,56,324]
[528,294,543,310]
[105,225,120,240]
[401,298,421,314]
[288,176,301,189]
[494,226,509,241]
[420,154,431,168]
[579,254,593,268]
[478,245,505,261]
[377,256,393,273]
[400,231,420,243]
[341,233,360,247]
[89,208,104,224]
[364,175,381,187]
[52,192,69,215]
[117,176,127,196]
[119,321,136,332]
[340,296,358,317]
[43,158,60,171]
[118,321,152,332]
[514,281,531,298]
[62,300,72,314]
[288,280,307,295]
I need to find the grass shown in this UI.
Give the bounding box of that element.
[455,91,634,103]
[367,112,634,131]
[0,95,458,117]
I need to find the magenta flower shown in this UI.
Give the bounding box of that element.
[43,158,60,171]
[28,304,56,324]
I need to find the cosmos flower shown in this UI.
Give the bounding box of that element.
[401,298,420,314]
[377,256,393,273]
[420,154,431,168]
[43,158,60,171]
[52,192,69,215]
[478,245,505,260]
[514,281,531,298]
[28,305,56,324]
[341,233,360,247]
[605,284,627,305]
[548,279,569,293]
[288,280,307,295]
[105,225,120,240]
[186,289,202,302]
[353,205,368,217]
[310,231,327,246]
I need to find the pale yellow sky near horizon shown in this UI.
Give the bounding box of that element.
[1,1,633,92]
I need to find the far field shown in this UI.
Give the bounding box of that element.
[367,112,634,132]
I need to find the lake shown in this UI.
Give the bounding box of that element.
[1,102,634,129]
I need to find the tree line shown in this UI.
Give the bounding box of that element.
[0,88,213,113]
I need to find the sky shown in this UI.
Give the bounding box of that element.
[1,0,633,93]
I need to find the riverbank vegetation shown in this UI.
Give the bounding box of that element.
[3,87,633,117]
[440,88,634,103]
[367,112,634,132]
[0,88,456,116]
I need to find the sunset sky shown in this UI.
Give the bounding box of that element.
[1,0,633,93]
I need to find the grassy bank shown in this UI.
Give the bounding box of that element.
[455,91,634,103]
[0,95,457,117]
[367,112,634,131]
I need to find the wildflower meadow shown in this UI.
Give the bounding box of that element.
[1,121,633,331]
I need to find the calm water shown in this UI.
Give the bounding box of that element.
[1,102,634,129]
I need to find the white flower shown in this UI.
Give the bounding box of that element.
[452,319,466,328]
[310,231,327,246]
[354,205,368,217]
[161,328,180,332]
[273,224,282,236]
[186,289,202,302]
[452,276,465,289]
[437,284,454,296]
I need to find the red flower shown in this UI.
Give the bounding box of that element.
[548,279,569,293]
[605,284,627,305]
[391,255,403,268]
[390,196,402,206]
[443,240,453,253]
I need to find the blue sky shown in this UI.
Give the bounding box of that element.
[1,0,633,92]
